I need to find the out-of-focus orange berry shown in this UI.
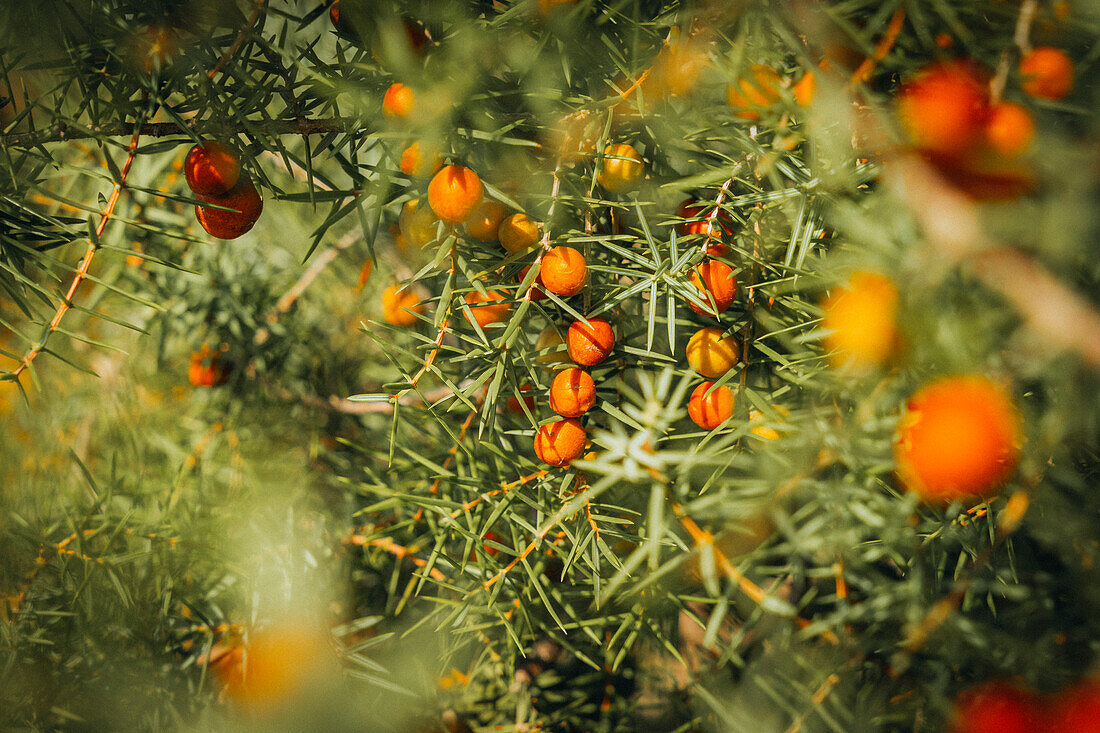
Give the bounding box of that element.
[820,271,898,370]
[1019,47,1074,100]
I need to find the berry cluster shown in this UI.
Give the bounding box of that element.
[185,141,263,240]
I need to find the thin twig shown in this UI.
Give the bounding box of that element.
[848,7,907,88]
[208,0,268,80]
[11,118,146,379]
[990,0,1038,102]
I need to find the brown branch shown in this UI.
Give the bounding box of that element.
[1,116,359,148]
[208,0,269,80]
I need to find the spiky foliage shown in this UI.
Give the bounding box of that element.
[1,0,1099,731]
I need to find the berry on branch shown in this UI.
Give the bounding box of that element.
[687,382,734,430]
[428,165,484,224]
[534,418,587,467]
[549,367,596,418]
[566,318,615,367]
[539,246,587,297]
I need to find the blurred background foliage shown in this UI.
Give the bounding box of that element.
[0,0,1098,731]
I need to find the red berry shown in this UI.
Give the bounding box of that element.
[949,681,1043,733]
[184,142,241,196]
[195,178,263,240]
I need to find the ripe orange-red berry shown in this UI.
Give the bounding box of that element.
[984,102,1035,157]
[677,200,735,256]
[465,200,508,242]
[567,318,615,367]
[895,375,1023,503]
[195,178,263,239]
[688,382,734,430]
[948,681,1043,733]
[821,271,899,370]
[549,367,596,418]
[689,260,737,316]
[534,418,586,467]
[428,165,484,224]
[898,62,989,157]
[463,290,511,328]
[218,624,333,709]
[597,143,643,193]
[382,82,416,119]
[188,347,229,387]
[382,284,423,326]
[400,141,443,178]
[1019,47,1074,100]
[185,141,240,196]
[540,246,587,297]
[498,213,540,254]
[727,64,783,119]
[686,327,739,378]
[792,70,816,107]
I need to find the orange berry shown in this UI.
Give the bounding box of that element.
[687,382,734,430]
[399,141,443,178]
[465,200,509,242]
[195,178,263,240]
[685,327,739,378]
[727,64,783,119]
[895,375,1022,503]
[428,165,484,224]
[898,62,989,157]
[463,290,511,328]
[821,271,898,370]
[382,284,423,326]
[184,141,240,196]
[188,348,230,387]
[534,418,586,467]
[540,246,587,297]
[651,33,708,97]
[498,213,541,253]
[792,70,816,107]
[399,199,439,248]
[549,367,596,418]
[677,200,735,256]
[219,624,332,709]
[748,405,790,441]
[382,82,416,119]
[597,143,644,193]
[1019,47,1074,100]
[984,103,1035,157]
[688,260,737,316]
[566,318,615,367]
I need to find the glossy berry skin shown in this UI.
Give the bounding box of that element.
[567,318,615,367]
[597,143,643,193]
[465,200,508,242]
[898,62,989,157]
[184,142,240,196]
[1019,47,1074,100]
[195,178,263,240]
[677,200,735,256]
[549,367,596,418]
[689,261,737,316]
[688,382,733,430]
[540,246,587,297]
[726,64,783,120]
[895,375,1022,503]
[821,271,898,370]
[498,213,540,254]
[984,103,1035,157]
[463,290,510,328]
[382,82,416,119]
[948,681,1043,733]
[534,418,586,467]
[686,327,739,378]
[428,165,484,224]
[382,285,423,327]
